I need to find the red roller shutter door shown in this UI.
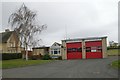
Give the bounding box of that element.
[67,42,82,59]
[85,41,102,59]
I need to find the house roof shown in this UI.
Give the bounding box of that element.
[52,42,61,47]
[55,42,61,46]
[0,31,14,43]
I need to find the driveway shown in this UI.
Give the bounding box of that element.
[2,56,119,78]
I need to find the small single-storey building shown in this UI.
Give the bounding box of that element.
[32,47,49,56]
[61,36,107,59]
[49,42,62,58]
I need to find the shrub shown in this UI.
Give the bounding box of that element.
[2,53,22,60]
[30,55,43,60]
[58,56,62,60]
[30,56,38,60]
[42,54,51,60]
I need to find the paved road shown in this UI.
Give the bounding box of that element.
[2,56,119,78]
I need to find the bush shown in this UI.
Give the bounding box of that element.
[30,56,37,60]
[2,53,22,60]
[58,56,62,60]
[30,55,43,60]
[42,54,51,60]
[107,47,119,50]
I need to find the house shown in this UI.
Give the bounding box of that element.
[32,46,49,56]
[61,36,107,59]
[49,42,62,58]
[0,29,21,53]
[109,41,119,48]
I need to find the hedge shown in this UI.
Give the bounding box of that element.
[42,54,51,60]
[107,47,120,50]
[2,53,22,60]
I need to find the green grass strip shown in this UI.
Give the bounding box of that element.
[107,49,119,56]
[1,59,53,69]
[111,60,120,68]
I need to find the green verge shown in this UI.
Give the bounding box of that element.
[111,60,120,68]
[107,49,120,56]
[1,59,53,69]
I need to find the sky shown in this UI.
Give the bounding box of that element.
[0,0,119,46]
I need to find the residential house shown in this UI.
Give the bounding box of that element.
[0,29,21,53]
[49,42,62,58]
[109,41,119,48]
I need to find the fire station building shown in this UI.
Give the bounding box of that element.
[61,36,107,59]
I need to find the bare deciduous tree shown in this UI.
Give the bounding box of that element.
[8,3,47,60]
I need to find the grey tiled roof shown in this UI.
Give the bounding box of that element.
[0,31,14,43]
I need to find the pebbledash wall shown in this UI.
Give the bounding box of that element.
[61,36,107,59]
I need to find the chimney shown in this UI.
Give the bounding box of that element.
[5,29,10,32]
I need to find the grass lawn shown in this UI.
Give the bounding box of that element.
[107,49,119,56]
[111,60,120,68]
[1,59,53,69]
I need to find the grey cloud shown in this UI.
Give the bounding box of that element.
[1,1,118,46]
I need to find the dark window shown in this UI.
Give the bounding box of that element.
[86,47,91,52]
[67,48,77,52]
[54,44,57,46]
[98,46,102,49]
[97,46,102,52]
[77,48,82,52]
[59,51,60,54]
[97,49,102,52]
[51,51,53,54]
[67,48,72,53]
[54,51,58,54]
[72,48,77,52]
[86,46,102,52]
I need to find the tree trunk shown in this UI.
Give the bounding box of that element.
[22,53,25,59]
[25,49,28,60]
[22,49,25,59]
[25,41,28,60]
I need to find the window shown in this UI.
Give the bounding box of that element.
[54,44,57,46]
[98,46,102,49]
[97,49,102,52]
[77,48,82,52]
[97,46,102,52]
[53,49,58,54]
[67,48,80,53]
[51,48,61,55]
[54,49,57,51]
[51,51,53,54]
[86,47,91,52]
[58,51,60,54]
[67,48,72,53]
[91,47,97,52]
[72,48,77,52]
[54,51,58,54]
[91,50,97,52]
[86,46,102,52]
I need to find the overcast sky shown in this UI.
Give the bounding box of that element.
[0,0,119,46]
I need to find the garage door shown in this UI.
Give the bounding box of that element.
[85,40,102,59]
[67,42,82,59]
